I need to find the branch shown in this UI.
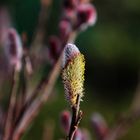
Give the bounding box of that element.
[67,95,83,140]
[3,69,20,140]
[12,52,62,140]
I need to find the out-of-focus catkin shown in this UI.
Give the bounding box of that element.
[62,43,85,107]
[4,28,23,71]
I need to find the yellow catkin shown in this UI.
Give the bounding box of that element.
[62,53,85,106]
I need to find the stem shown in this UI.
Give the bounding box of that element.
[12,53,62,140]
[68,107,77,140]
[3,69,20,140]
[14,56,27,123]
[67,95,83,140]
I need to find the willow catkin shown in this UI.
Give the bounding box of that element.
[62,43,85,107]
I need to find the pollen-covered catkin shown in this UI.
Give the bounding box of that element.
[62,43,85,107]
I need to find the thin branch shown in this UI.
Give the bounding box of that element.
[3,69,20,140]
[12,53,62,140]
[67,107,77,140]
[14,56,27,123]
[67,95,83,140]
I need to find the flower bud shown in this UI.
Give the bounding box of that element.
[91,113,109,140]
[74,129,83,140]
[5,28,23,71]
[63,0,79,19]
[48,36,61,64]
[76,4,97,30]
[59,19,72,42]
[60,110,71,134]
[80,129,91,140]
[62,43,85,107]
[74,128,91,140]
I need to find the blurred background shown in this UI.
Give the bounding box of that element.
[0,0,140,139]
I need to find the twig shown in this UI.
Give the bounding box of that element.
[23,69,48,108]
[14,56,27,122]
[12,53,62,140]
[67,95,83,140]
[3,69,20,140]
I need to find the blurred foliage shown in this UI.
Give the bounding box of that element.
[1,0,140,139]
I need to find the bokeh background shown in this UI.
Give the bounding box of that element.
[0,0,140,139]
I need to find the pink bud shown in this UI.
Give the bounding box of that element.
[48,36,61,64]
[60,110,71,134]
[76,4,97,30]
[91,113,109,140]
[74,129,83,140]
[5,28,23,71]
[62,0,80,19]
[74,128,91,140]
[59,19,72,41]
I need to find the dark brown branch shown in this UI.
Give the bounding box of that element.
[67,95,83,140]
[67,107,77,140]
